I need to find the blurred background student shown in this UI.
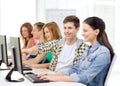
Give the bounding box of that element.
[32,22,45,44]
[20,22,37,49]
[20,22,37,60]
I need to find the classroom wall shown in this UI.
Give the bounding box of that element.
[0,0,36,37]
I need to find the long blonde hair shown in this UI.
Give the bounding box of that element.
[43,22,62,42]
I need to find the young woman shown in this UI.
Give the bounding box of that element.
[22,21,62,68]
[20,22,37,49]
[20,22,37,60]
[37,17,114,86]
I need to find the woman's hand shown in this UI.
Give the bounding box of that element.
[37,73,66,82]
[37,73,59,81]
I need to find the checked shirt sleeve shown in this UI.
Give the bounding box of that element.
[37,40,58,54]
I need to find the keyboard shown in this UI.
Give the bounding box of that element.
[0,67,10,70]
[23,66,32,71]
[24,72,49,83]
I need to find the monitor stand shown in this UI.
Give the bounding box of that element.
[0,62,10,70]
[5,67,24,82]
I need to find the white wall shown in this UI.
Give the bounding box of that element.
[0,0,36,37]
[0,0,1,34]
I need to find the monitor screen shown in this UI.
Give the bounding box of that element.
[0,35,8,66]
[10,37,23,74]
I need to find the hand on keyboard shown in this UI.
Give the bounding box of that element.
[24,72,49,83]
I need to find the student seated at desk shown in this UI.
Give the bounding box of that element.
[37,17,114,86]
[20,22,37,60]
[20,22,37,49]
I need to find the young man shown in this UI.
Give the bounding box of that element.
[37,15,89,72]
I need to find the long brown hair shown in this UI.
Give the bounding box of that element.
[83,17,114,60]
[20,22,33,48]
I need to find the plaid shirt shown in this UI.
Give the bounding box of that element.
[38,38,89,71]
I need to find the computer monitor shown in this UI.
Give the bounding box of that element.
[0,35,8,66]
[10,37,23,74]
[9,37,50,83]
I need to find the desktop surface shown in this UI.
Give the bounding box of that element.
[0,69,86,86]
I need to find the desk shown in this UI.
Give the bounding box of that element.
[0,69,86,86]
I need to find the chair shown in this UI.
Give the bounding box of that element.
[104,54,117,86]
